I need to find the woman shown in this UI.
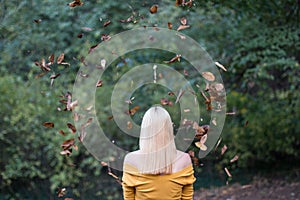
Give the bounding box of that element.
[122,106,196,200]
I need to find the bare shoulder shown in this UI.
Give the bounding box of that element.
[173,150,192,172]
[124,150,141,166]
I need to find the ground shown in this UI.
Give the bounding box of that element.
[194,177,300,200]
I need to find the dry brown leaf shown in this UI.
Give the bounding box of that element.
[201,72,215,82]
[96,80,103,87]
[127,121,133,130]
[224,167,232,177]
[164,54,181,64]
[215,61,227,72]
[43,122,54,128]
[221,144,228,155]
[177,25,190,31]
[168,22,173,29]
[67,123,76,134]
[230,155,239,163]
[149,4,158,14]
[57,53,65,64]
[180,17,187,25]
[103,20,111,27]
[175,89,185,104]
[68,0,83,7]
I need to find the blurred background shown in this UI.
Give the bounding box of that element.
[0,0,299,199]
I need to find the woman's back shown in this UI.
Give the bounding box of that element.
[122,150,195,200]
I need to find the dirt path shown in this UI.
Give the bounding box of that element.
[194,177,300,200]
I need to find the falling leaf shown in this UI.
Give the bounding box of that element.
[180,17,187,25]
[50,73,60,80]
[85,105,93,111]
[201,72,215,82]
[79,71,89,78]
[71,143,78,151]
[230,155,239,163]
[188,150,195,157]
[85,118,93,127]
[101,161,108,166]
[224,167,232,177]
[175,0,183,6]
[101,34,111,41]
[78,125,87,142]
[103,20,111,27]
[193,122,205,138]
[182,118,193,126]
[212,117,217,126]
[33,19,42,23]
[82,27,93,31]
[226,112,236,115]
[126,106,140,116]
[168,22,173,29]
[89,44,99,54]
[177,25,190,31]
[168,91,175,96]
[58,130,66,136]
[200,91,212,111]
[60,149,72,156]
[96,80,103,87]
[160,98,173,106]
[192,157,200,166]
[43,122,54,128]
[127,121,133,129]
[107,115,114,120]
[175,89,185,104]
[164,54,181,64]
[120,15,133,23]
[57,53,65,64]
[149,4,158,14]
[184,0,193,7]
[214,138,222,151]
[195,141,207,150]
[212,83,224,92]
[67,123,76,134]
[68,100,78,111]
[183,69,189,76]
[176,33,186,40]
[61,138,75,149]
[57,188,66,197]
[74,112,80,121]
[221,144,227,155]
[68,0,83,7]
[100,59,106,68]
[48,53,55,64]
[215,61,227,72]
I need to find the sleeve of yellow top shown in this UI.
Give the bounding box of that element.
[181,184,194,200]
[122,172,136,200]
[122,181,135,200]
[181,165,196,200]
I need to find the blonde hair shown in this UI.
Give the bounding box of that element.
[139,106,177,174]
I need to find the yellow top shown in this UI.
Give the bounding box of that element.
[122,164,196,200]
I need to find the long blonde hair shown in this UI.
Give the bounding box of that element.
[139,106,177,174]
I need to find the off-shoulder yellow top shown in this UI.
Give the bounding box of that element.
[122,163,196,200]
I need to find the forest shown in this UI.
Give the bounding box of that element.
[0,0,299,199]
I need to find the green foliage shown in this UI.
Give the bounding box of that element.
[0,0,300,198]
